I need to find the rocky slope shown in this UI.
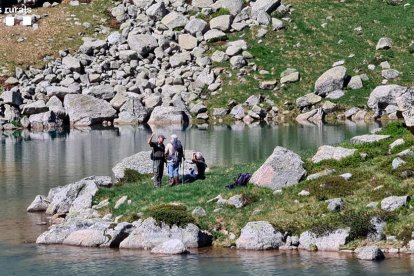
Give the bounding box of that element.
[0,0,290,131]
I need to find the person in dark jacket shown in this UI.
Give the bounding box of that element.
[148,133,166,188]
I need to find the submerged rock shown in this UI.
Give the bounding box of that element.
[250,146,306,190]
[236,221,283,250]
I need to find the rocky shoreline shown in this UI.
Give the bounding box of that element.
[27,123,414,260]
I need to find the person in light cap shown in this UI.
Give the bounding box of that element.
[165,134,184,186]
[147,133,166,188]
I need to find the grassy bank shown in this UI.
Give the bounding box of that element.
[206,0,414,111]
[94,122,414,248]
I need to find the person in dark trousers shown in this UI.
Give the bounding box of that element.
[148,133,166,188]
[183,152,207,183]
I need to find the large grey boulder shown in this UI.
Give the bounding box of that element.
[0,90,23,106]
[151,239,188,254]
[84,84,115,100]
[62,56,82,73]
[79,39,107,55]
[236,221,283,250]
[314,66,347,96]
[299,228,350,251]
[251,0,280,16]
[161,12,188,30]
[147,106,191,126]
[312,146,356,163]
[350,135,390,144]
[367,85,407,115]
[326,198,344,212]
[112,150,196,180]
[368,217,386,241]
[114,98,149,125]
[64,94,117,126]
[211,0,243,15]
[112,151,152,179]
[210,15,232,32]
[119,218,212,249]
[46,86,79,100]
[27,195,49,212]
[45,176,109,215]
[22,100,49,115]
[146,2,167,20]
[36,219,96,244]
[178,34,198,50]
[170,52,192,68]
[296,108,324,124]
[356,246,385,261]
[376,37,392,50]
[191,0,213,8]
[250,147,306,190]
[184,18,208,35]
[29,111,64,130]
[381,196,410,211]
[127,34,158,56]
[63,229,108,247]
[204,29,227,42]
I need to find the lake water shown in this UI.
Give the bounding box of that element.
[3,121,414,275]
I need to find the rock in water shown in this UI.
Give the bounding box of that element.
[250,147,306,190]
[63,229,108,247]
[119,218,212,249]
[147,106,191,126]
[27,195,49,212]
[314,66,347,96]
[236,221,283,250]
[151,239,188,254]
[64,94,117,126]
[299,228,350,251]
[356,246,385,261]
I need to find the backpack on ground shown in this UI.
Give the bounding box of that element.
[225,173,252,190]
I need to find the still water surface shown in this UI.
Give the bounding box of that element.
[3,122,413,275]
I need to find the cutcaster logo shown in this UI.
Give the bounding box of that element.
[2,5,33,26]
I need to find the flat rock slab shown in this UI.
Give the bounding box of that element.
[250,146,306,190]
[119,218,212,249]
[151,239,188,254]
[299,228,350,251]
[236,221,283,250]
[312,146,356,163]
[381,195,410,211]
[350,135,390,144]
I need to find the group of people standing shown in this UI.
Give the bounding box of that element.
[147,133,206,188]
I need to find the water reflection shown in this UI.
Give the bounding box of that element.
[1,244,414,275]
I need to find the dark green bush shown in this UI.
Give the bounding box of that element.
[308,176,356,201]
[120,169,150,183]
[145,204,195,227]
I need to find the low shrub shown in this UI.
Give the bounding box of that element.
[145,204,195,227]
